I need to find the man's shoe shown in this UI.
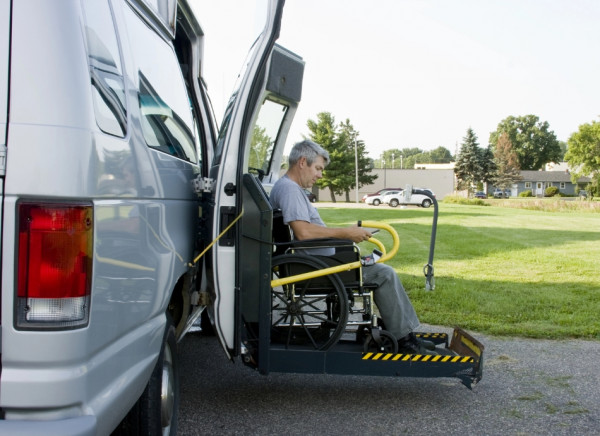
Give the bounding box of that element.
[397,339,438,355]
[398,332,438,355]
[409,332,436,351]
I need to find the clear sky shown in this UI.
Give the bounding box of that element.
[191,0,600,159]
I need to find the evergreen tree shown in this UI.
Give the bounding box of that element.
[479,146,497,184]
[454,128,483,195]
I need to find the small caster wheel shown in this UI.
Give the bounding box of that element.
[363,329,398,354]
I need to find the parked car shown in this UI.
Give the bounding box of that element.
[366,190,402,206]
[493,189,510,198]
[474,191,487,199]
[361,188,402,203]
[383,188,435,208]
[304,188,316,202]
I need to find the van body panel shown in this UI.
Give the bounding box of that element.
[10,0,93,130]
[0,0,8,147]
[0,0,6,290]
[1,0,205,433]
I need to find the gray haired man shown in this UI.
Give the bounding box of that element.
[270,140,435,354]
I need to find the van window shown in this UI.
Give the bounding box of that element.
[248,98,288,176]
[138,73,196,160]
[82,0,127,137]
[123,4,197,163]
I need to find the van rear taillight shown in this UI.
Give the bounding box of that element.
[16,202,93,329]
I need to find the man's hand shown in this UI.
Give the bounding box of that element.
[344,225,373,243]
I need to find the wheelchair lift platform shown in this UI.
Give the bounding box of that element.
[262,328,484,389]
[239,174,485,390]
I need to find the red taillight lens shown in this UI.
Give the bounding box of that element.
[16,202,93,329]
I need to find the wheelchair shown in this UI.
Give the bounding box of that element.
[270,211,401,354]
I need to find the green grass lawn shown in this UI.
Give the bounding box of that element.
[318,203,600,340]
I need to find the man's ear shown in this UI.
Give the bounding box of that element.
[298,156,307,168]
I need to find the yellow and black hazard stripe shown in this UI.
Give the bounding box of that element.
[415,332,447,340]
[362,352,475,363]
[459,334,482,357]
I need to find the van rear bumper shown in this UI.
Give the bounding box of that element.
[0,416,96,436]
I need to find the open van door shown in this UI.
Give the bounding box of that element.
[207,0,305,358]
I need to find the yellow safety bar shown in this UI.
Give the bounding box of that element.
[270,220,400,288]
[188,210,245,267]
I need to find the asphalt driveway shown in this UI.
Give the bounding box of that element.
[177,328,600,435]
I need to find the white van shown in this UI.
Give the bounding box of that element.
[0,0,304,433]
[1,1,484,433]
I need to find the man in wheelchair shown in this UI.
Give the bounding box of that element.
[270,140,436,355]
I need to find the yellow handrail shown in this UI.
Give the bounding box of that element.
[271,220,400,288]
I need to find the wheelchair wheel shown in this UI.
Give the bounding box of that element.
[362,329,398,354]
[271,254,349,351]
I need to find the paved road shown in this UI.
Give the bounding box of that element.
[177,328,600,435]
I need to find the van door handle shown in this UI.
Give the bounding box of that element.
[224,183,236,196]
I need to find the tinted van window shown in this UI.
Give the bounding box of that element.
[82,0,127,137]
[123,4,197,163]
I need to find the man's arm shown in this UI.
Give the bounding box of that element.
[289,220,372,244]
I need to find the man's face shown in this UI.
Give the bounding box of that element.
[299,155,325,189]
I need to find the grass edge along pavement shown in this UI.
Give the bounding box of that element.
[317,202,600,341]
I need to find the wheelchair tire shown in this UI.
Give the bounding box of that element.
[363,329,398,354]
[271,254,349,351]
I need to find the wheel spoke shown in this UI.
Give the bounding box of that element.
[271,255,349,350]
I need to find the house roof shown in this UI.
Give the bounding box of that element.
[520,170,590,183]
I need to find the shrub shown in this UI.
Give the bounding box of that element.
[442,195,489,206]
[545,186,559,197]
[519,190,533,197]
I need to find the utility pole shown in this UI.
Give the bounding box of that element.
[354,137,359,203]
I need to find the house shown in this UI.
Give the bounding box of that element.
[490,170,590,197]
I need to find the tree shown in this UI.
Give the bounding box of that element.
[479,146,496,185]
[376,148,420,169]
[492,132,522,190]
[489,115,561,170]
[338,119,377,201]
[307,112,342,201]
[429,146,454,163]
[454,128,489,195]
[564,120,600,196]
[248,125,273,175]
[376,146,452,169]
[306,112,376,202]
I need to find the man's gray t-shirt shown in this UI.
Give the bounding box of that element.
[270,175,333,255]
[270,175,324,227]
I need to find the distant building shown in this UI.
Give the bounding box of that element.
[487,163,591,197]
[413,163,455,170]
[318,168,455,202]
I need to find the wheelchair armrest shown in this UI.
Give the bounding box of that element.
[287,238,355,249]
